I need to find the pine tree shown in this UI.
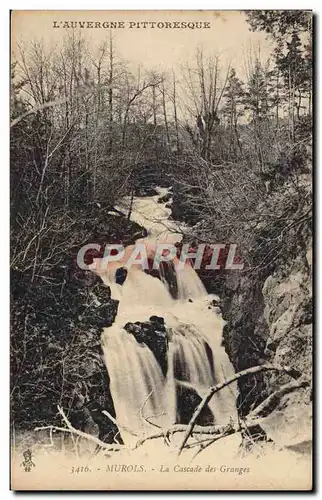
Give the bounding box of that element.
[243,59,276,173]
[223,68,244,158]
[245,10,312,131]
[245,10,311,41]
[244,59,270,121]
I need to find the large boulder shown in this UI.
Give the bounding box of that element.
[124,316,168,375]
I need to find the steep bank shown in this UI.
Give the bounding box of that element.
[219,236,312,451]
[11,203,147,440]
[170,167,312,452]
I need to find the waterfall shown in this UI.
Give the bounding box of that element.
[97,188,237,444]
[102,324,172,443]
[176,265,208,300]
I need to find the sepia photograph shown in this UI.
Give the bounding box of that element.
[10,9,313,490]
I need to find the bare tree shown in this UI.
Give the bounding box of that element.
[182,49,230,160]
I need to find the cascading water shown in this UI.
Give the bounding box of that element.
[95,188,238,445]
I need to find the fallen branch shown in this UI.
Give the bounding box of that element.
[139,390,164,430]
[133,417,271,455]
[132,422,240,450]
[101,409,139,437]
[35,405,124,452]
[34,367,306,457]
[177,363,301,456]
[190,422,241,461]
[249,377,310,419]
[34,424,122,452]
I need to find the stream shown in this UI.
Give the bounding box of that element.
[94,188,238,445]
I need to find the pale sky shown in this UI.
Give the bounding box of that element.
[11,10,273,80]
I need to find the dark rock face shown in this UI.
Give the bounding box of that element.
[69,390,121,445]
[133,163,171,196]
[123,316,214,426]
[210,244,312,433]
[160,262,178,299]
[123,316,168,376]
[146,262,178,299]
[171,183,201,225]
[176,384,213,426]
[135,186,159,197]
[171,333,215,426]
[10,209,147,443]
[219,274,270,417]
[157,192,172,204]
[115,267,128,286]
[85,401,122,444]
[78,276,118,330]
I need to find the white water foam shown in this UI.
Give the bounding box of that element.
[95,188,237,444]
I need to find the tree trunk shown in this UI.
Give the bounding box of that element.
[108,34,114,153]
[173,74,180,155]
[161,82,170,146]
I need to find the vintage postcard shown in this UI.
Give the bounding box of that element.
[10,10,313,491]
